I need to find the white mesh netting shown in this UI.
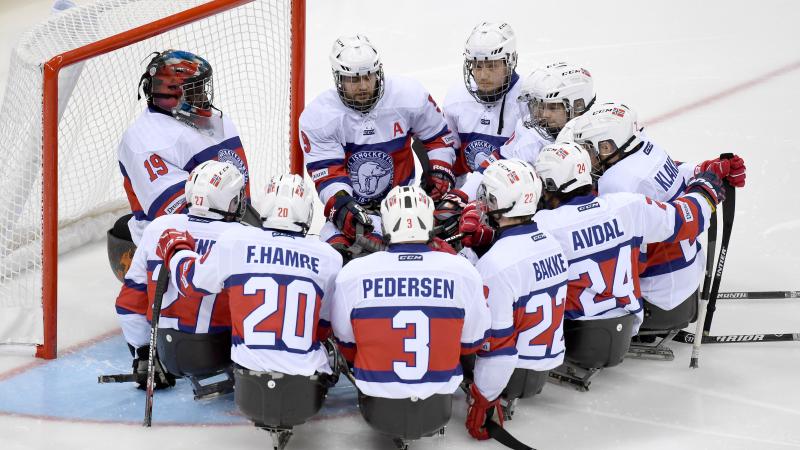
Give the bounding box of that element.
[0,0,296,346]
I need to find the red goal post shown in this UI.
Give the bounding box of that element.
[0,0,305,359]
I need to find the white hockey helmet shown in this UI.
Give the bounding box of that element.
[567,102,643,172]
[478,159,541,218]
[259,174,314,233]
[534,141,594,194]
[329,34,385,113]
[380,186,435,244]
[518,62,595,139]
[185,160,246,221]
[463,22,518,103]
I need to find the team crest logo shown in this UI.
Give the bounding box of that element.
[465,139,497,170]
[348,151,394,202]
[217,149,248,184]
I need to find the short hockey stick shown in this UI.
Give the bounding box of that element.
[716,291,800,300]
[675,330,800,344]
[143,263,170,427]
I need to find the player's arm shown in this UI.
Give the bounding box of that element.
[317,251,344,341]
[158,229,228,299]
[330,274,357,364]
[411,89,457,200]
[114,229,153,349]
[459,264,491,355]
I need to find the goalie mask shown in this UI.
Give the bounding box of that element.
[534,141,594,195]
[477,159,541,219]
[185,161,246,221]
[330,35,385,114]
[518,62,595,139]
[258,174,314,234]
[380,186,434,244]
[139,50,220,133]
[463,22,518,104]
[564,102,643,174]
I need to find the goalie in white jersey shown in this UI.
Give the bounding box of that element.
[114,160,246,391]
[330,186,510,443]
[301,35,456,258]
[559,102,746,312]
[470,159,569,419]
[443,22,522,179]
[115,49,251,246]
[531,142,725,334]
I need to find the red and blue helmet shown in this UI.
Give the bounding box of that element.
[139,49,215,122]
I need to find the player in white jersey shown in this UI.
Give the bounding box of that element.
[330,186,505,443]
[113,160,246,391]
[301,35,456,258]
[528,142,726,334]
[115,50,251,246]
[560,102,747,312]
[466,159,569,419]
[443,22,521,180]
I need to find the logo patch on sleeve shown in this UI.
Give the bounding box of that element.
[678,200,694,222]
[311,168,329,181]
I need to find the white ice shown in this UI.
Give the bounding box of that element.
[1,1,799,449]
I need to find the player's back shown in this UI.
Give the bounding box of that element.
[333,243,488,399]
[477,222,569,371]
[598,136,704,309]
[211,226,343,376]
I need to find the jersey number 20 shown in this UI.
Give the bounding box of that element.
[242,276,318,351]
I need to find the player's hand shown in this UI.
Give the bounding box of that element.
[428,236,457,254]
[156,228,195,262]
[686,171,726,206]
[695,154,746,188]
[458,201,495,249]
[425,161,455,201]
[465,383,504,440]
[325,192,373,240]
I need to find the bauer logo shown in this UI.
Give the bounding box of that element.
[577,202,600,212]
[398,254,423,261]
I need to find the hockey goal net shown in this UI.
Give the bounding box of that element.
[0,0,305,358]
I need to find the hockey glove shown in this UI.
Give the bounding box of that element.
[132,345,176,391]
[425,161,455,202]
[325,192,373,240]
[458,201,495,249]
[428,237,457,255]
[686,171,726,207]
[434,189,469,239]
[156,228,195,263]
[695,154,746,188]
[466,383,504,440]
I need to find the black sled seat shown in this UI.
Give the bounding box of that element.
[234,366,333,450]
[627,291,698,361]
[359,393,451,449]
[156,329,233,399]
[500,368,548,419]
[549,313,636,391]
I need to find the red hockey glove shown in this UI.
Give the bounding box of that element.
[458,201,495,249]
[465,383,504,440]
[686,171,726,206]
[324,192,373,240]
[428,237,457,254]
[156,228,195,263]
[425,160,455,202]
[694,154,746,188]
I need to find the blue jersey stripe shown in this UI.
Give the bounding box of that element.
[350,306,464,320]
[353,366,462,384]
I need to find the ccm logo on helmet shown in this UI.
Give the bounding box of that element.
[593,107,626,118]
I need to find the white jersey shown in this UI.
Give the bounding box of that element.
[534,191,713,335]
[301,76,456,207]
[117,108,250,244]
[114,214,240,349]
[474,222,568,400]
[443,72,522,177]
[597,136,702,309]
[331,243,490,400]
[497,117,553,166]
[168,227,343,376]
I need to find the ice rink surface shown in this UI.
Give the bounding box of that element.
[1,1,799,449]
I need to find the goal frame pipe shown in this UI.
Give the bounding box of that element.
[39,0,305,359]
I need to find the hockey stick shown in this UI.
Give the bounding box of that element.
[143,263,170,427]
[690,203,717,368]
[716,291,800,300]
[675,330,800,344]
[486,420,536,450]
[702,154,736,336]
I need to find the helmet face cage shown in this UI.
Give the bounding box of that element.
[142,50,216,126]
[332,67,385,114]
[463,55,517,104]
[524,97,571,139]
